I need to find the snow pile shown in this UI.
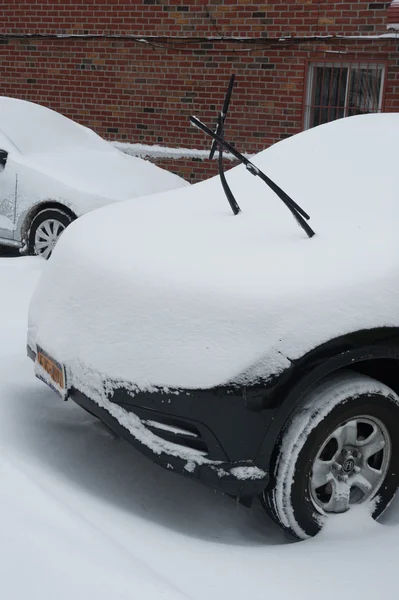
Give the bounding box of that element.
[0,96,189,203]
[21,149,189,201]
[28,113,399,391]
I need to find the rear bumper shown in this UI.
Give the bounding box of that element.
[28,345,270,498]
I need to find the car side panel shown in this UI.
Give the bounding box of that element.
[12,162,106,243]
[0,156,17,240]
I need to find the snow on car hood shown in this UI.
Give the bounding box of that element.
[18,149,188,201]
[0,96,188,201]
[28,114,399,391]
[0,96,107,155]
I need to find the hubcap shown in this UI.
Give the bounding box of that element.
[34,219,66,259]
[309,416,391,514]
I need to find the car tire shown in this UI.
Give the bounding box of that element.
[262,371,399,540]
[28,208,73,259]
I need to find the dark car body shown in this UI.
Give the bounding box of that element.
[28,326,399,501]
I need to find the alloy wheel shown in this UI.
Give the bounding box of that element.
[309,416,391,513]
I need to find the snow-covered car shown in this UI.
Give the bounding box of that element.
[0,97,188,258]
[27,111,399,540]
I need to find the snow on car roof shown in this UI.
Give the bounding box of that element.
[0,96,108,154]
[0,96,189,200]
[29,113,399,391]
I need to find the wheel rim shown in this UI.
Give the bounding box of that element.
[34,218,66,259]
[309,416,391,514]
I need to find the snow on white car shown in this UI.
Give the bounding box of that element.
[27,86,399,539]
[0,97,188,258]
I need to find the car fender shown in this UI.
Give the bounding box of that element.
[254,327,399,468]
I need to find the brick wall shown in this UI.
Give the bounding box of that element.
[0,1,392,37]
[0,1,398,182]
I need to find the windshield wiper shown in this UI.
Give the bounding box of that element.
[208,74,241,216]
[189,76,315,239]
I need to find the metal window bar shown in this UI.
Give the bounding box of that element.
[304,62,385,130]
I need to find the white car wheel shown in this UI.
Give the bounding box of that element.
[28,209,73,259]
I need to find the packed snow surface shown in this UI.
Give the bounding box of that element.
[0,96,188,202]
[1,254,399,599]
[29,113,399,390]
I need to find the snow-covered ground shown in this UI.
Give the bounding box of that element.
[1,253,399,599]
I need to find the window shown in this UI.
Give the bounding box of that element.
[304,61,386,130]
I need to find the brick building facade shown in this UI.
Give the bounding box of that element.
[1,1,398,181]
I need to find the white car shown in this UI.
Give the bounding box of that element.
[0,97,188,258]
[28,110,399,540]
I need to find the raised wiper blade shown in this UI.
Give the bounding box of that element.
[209,73,235,161]
[208,73,241,216]
[190,115,315,239]
[215,112,241,216]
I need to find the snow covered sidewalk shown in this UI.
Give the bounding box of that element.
[0,256,398,599]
